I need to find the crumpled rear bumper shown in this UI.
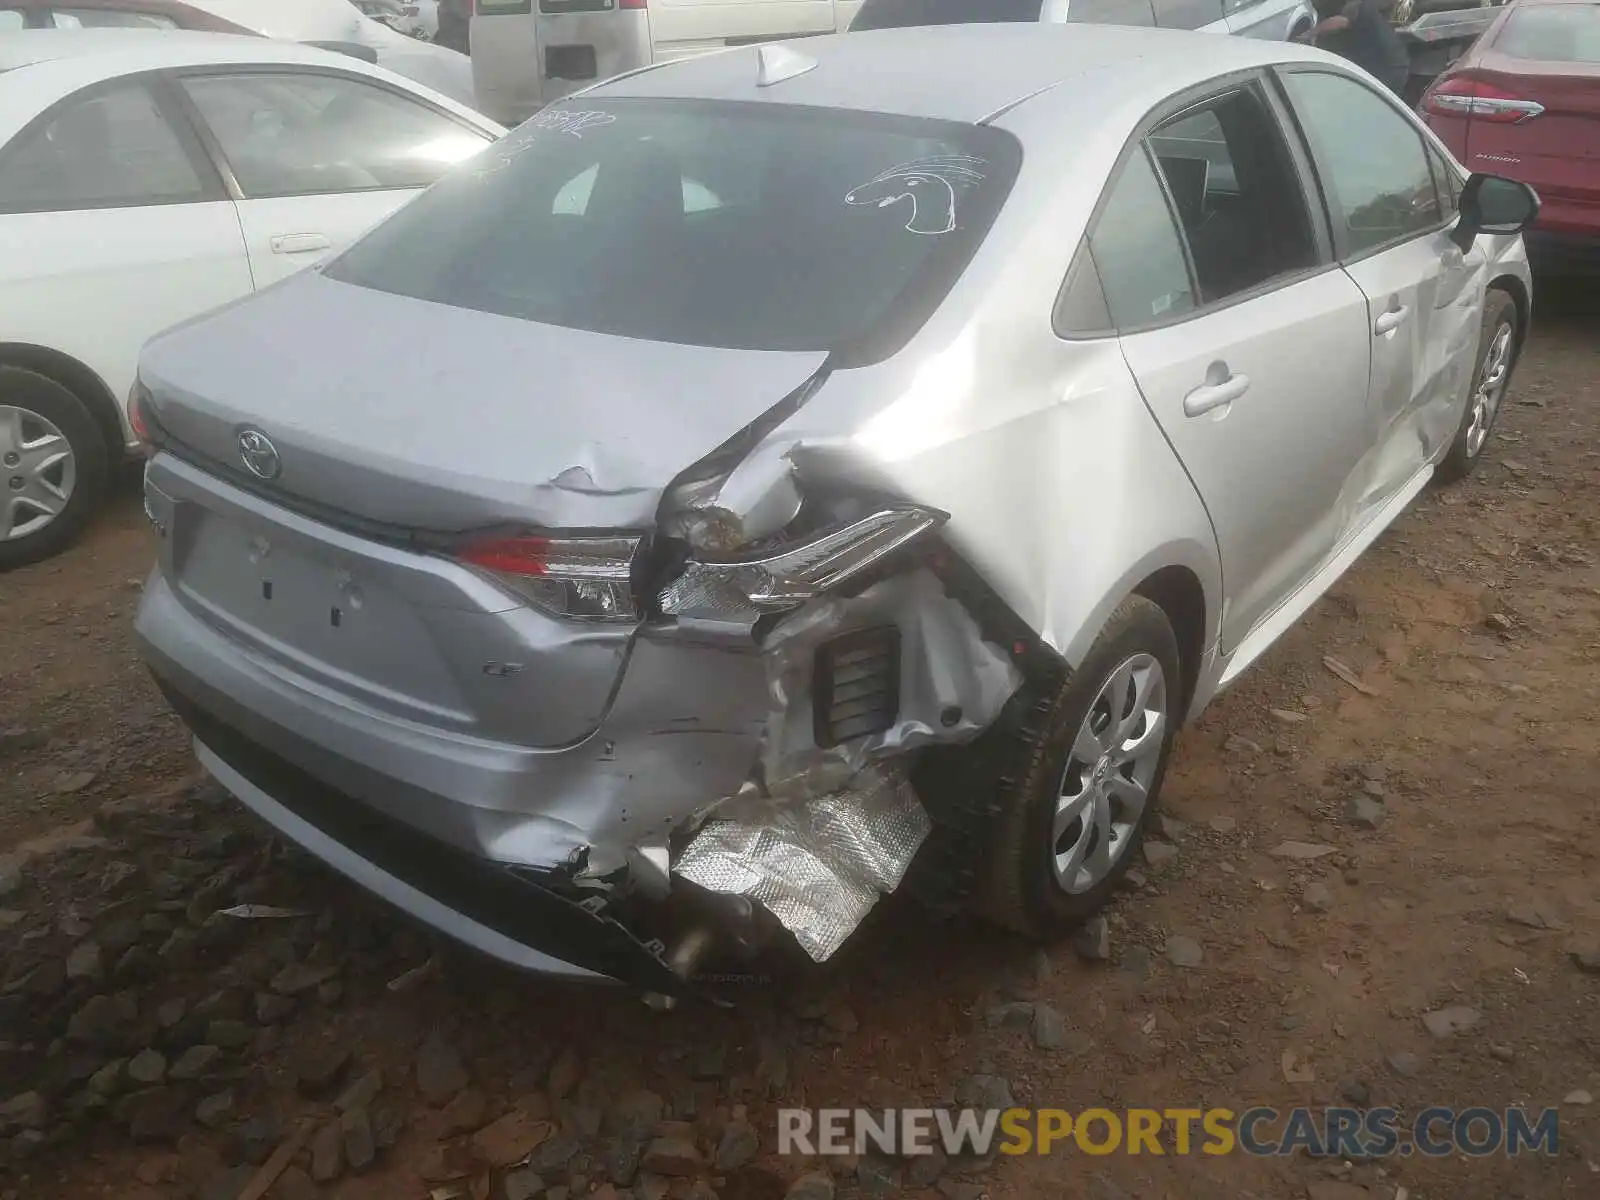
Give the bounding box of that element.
[158,676,697,995]
[137,497,1023,980]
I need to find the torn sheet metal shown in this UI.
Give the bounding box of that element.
[662,441,804,556]
[673,567,1021,959]
[760,567,1023,792]
[674,762,930,962]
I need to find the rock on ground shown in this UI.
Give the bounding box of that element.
[415,1033,470,1105]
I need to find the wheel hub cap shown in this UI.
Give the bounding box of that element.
[1052,652,1168,895]
[1466,322,1513,460]
[0,405,77,543]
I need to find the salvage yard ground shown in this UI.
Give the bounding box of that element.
[1,280,1596,1200]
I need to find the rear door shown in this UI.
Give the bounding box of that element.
[1061,0,1154,25]
[1098,75,1373,652]
[0,76,250,412]
[1279,66,1480,521]
[173,67,494,290]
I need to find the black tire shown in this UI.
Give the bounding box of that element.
[1437,288,1519,485]
[0,366,109,571]
[981,596,1182,939]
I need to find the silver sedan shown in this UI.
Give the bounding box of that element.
[133,22,1536,996]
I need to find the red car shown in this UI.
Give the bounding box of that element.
[1421,0,1600,269]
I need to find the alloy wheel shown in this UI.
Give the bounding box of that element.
[1465,322,1514,460]
[1052,652,1167,894]
[0,405,77,543]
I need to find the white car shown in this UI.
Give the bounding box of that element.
[187,0,474,106]
[0,30,502,566]
[351,0,435,41]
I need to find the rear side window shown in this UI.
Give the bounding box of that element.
[180,71,490,197]
[0,9,26,29]
[1087,146,1196,329]
[1152,0,1224,30]
[1064,0,1155,25]
[50,7,179,27]
[0,81,210,213]
[1148,87,1317,304]
[1495,4,1600,63]
[324,99,1021,361]
[849,0,1044,31]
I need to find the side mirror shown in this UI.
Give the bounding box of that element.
[1450,172,1541,250]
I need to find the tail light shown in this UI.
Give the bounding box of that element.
[619,0,646,8]
[658,506,946,621]
[127,381,162,448]
[1423,77,1546,124]
[458,534,641,623]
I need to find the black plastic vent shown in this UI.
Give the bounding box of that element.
[813,626,901,748]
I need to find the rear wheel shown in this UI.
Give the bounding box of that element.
[0,366,108,570]
[982,596,1181,938]
[1438,288,1518,484]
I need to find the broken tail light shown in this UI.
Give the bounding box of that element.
[127,381,159,448]
[1424,78,1545,124]
[459,534,641,623]
[658,505,946,620]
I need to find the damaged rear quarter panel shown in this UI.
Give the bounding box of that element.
[716,89,1223,678]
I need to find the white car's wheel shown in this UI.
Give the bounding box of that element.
[0,366,108,570]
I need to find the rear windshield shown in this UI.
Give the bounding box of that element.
[1496,4,1600,63]
[324,99,1020,362]
[849,0,1045,30]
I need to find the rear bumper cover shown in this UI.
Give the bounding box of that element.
[135,446,1022,981]
[136,564,766,990]
[173,687,692,994]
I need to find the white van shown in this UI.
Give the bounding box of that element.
[470,0,865,125]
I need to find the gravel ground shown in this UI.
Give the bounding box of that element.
[1,278,1596,1200]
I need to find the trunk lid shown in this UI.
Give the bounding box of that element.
[139,270,831,534]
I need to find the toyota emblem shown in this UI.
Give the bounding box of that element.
[238,428,282,481]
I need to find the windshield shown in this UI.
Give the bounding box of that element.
[1496,4,1600,64]
[849,0,1045,30]
[324,99,1020,362]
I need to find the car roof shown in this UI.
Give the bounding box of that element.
[594,22,1336,124]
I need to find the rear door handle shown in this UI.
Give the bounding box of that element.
[269,233,332,255]
[1374,305,1410,336]
[1183,371,1250,418]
